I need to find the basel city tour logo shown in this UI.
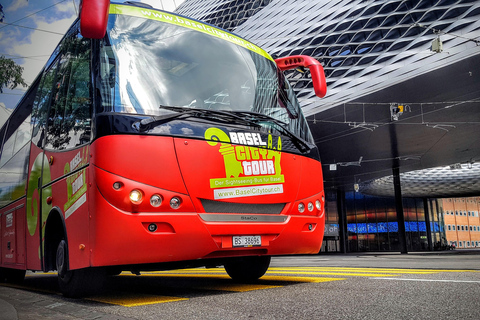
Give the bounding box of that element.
[204,127,284,200]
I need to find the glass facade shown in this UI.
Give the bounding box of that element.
[321,191,340,252]
[321,192,445,253]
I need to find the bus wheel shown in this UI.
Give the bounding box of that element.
[0,268,26,283]
[224,256,271,282]
[56,240,105,297]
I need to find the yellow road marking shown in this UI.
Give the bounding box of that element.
[87,292,188,307]
[261,275,346,283]
[120,273,344,283]
[123,273,232,279]
[269,267,479,273]
[195,283,282,292]
[266,270,399,277]
[269,268,439,275]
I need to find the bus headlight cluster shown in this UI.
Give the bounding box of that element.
[297,195,325,214]
[113,182,182,210]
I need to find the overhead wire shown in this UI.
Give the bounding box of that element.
[0,20,64,35]
[0,53,51,61]
[311,97,480,166]
[0,0,70,31]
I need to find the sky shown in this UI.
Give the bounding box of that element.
[0,0,185,115]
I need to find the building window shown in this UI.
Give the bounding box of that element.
[470,226,473,231]
[452,225,456,231]
[459,242,463,247]
[467,241,470,247]
[448,225,451,231]
[461,225,464,231]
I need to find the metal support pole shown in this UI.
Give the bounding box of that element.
[337,189,348,253]
[393,166,408,254]
[423,198,433,251]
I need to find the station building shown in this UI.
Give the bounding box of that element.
[442,197,480,248]
[176,0,480,253]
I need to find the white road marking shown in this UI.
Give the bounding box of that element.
[371,277,480,283]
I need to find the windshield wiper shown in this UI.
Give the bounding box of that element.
[133,106,312,152]
[133,105,261,132]
[230,111,312,152]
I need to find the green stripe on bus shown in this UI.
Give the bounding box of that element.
[109,4,274,62]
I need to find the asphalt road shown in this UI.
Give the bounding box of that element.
[1,250,479,320]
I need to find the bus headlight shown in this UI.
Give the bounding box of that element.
[150,194,162,207]
[308,202,314,212]
[129,189,143,204]
[298,203,305,213]
[170,197,182,209]
[315,200,322,211]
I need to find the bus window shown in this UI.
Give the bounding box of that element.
[45,31,91,150]
[0,79,37,206]
[0,144,30,207]
[32,61,59,148]
[0,133,15,168]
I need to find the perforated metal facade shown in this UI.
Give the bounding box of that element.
[177,0,480,116]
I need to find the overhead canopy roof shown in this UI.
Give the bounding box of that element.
[309,54,480,197]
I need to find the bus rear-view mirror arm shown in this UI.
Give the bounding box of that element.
[79,0,110,39]
[275,55,327,98]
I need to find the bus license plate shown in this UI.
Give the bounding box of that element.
[233,236,261,247]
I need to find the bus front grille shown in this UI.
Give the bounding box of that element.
[200,199,285,214]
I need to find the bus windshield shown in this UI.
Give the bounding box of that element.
[98,12,314,143]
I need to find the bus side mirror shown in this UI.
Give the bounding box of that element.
[79,0,110,39]
[275,55,327,98]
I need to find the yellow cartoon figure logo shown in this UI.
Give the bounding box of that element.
[205,128,284,190]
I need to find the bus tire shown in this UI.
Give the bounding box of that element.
[56,240,105,297]
[224,256,271,282]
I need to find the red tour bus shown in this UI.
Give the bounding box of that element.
[0,0,327,296]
